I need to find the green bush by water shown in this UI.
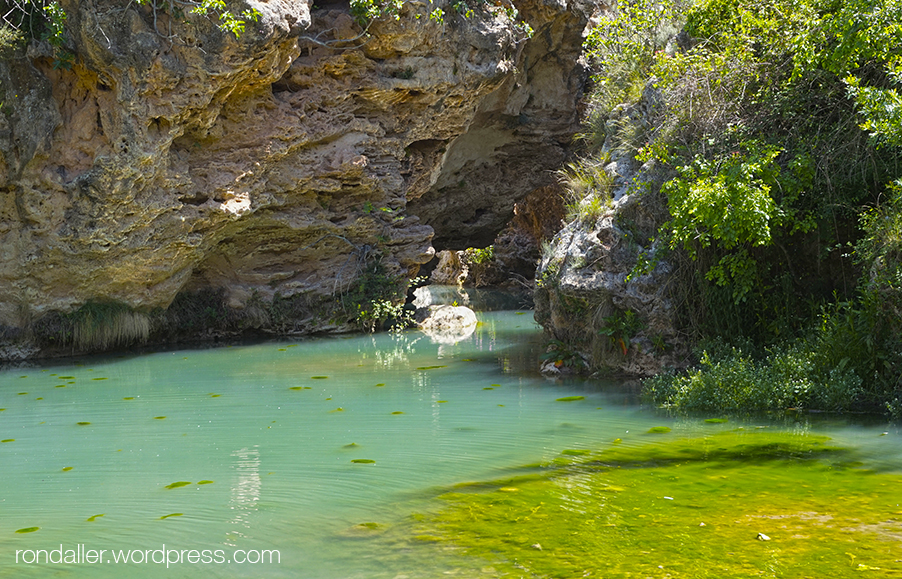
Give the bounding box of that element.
[547,0,902,415]
[644,339,864,414]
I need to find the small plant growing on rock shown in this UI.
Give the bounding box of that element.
[542,339,587,371]
[356,299,413,333]
[598,309,644,356]
[557,157,614,224]
[464,245,494,265]
[350,0,404,25]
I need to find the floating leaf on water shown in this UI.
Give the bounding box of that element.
[77,422,91,426]
[705,418,729,424]
[391,411,404,415]
[325,397,332,400]
[210,394,221,398]
[556,396,585,402]
[197,480,214,485]
[55,385,66,388]
[491,384,501,387]
[17,392,27,395]
[499,487,519,492]
[351,459,376,464]
[1,439,14,443]
[648,426,672,434]
[357,522,381,530]
[612,438,623,444]
[15,527,39,534]
[343,443,360,448]
[289,387,305,391]
[286,345,297,348]
[159,513,183,520]
[562,449,591,456]
[35,397,43,400]
[277,348,287,351]
[330,407,344,413]
[375,383,386,387]
[516,312,526,315]
[86,514,104,522]
[164,481,192,490]
[437,400,448,404]
[0,409,5,412]
[123,397,135,400]
[92,377,108,381]
[461,359,474,362]
[416,365,447,370]
[311,376,329,379]
[58,376,75,379]
[62,467,73,472]
[483,387,494,390]
[19,375,27,378]
[153,416,166,420]
[498,404,505,407]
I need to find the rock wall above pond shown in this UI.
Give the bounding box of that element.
[0,0,591,358]
[533,86,688,376]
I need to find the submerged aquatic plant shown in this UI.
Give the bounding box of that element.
[164,481,192,490]
[411,430,901,578]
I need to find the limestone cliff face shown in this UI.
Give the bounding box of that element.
[407,0,590,250]
[0,0,589,358]
[534,86,689,376]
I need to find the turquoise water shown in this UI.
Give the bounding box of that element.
[0,310,899,578]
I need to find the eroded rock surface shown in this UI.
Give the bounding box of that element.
[0,0,590,358]
[533,86,688,376]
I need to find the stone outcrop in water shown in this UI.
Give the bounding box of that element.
[0,0,591,358]
[533,86,688,376]
[414,304,477,344]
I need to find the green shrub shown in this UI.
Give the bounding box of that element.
[583,0,686,120]
[644,341,862,414]
[349,0,403,25]
[464,245,494,265]
[355,298,412,333]
[341,261,417,333]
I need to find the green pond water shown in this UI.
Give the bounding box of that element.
[0,309,900,578]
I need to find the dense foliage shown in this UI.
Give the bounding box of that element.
[0,0,260,62]
[577,0,902,415]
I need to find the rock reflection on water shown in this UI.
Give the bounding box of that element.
[227,445,261,543]
[420,319,477,346]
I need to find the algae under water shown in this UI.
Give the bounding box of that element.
[0,308,900,578]
[414,430,902,578]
